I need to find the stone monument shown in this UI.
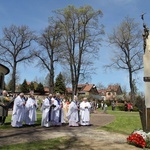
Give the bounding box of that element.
[143,33,150,131]
[142,13,150,131]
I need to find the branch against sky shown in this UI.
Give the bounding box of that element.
[105,16,143,103]
[53,5,104,96]
[0,24,36,92]
[34,20,62,94]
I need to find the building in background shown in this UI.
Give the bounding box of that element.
[98,84,123,102]
[0,64,9,91]
[66,83,101,100]
[105,84,123,101]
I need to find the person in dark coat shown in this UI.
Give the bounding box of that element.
[124,101,128,111]
[0,90,10,125]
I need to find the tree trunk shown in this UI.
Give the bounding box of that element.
[49,71,54,94]
[129,68,135,104]
[49,58,54,94]
[12,63,16,93]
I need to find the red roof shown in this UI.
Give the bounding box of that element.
[44,87,49,92]
[66,87,72,93]
[26,82,31,85]
[66,83,96,93]
[98,89,106,96]
[82,84,94,92]
[107,85,121,92]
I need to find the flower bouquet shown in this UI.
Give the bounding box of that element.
[127,129,150,148]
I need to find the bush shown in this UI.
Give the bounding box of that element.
[117,104,139,111]
[117,105,125,111]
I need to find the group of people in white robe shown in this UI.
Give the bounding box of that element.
[11,91,92,128]
[11,91,38,128]
[41,93,63,127]
[41,94,92,127]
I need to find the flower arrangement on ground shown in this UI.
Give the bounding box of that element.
[127,129,150,148]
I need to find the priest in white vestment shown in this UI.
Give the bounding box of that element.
[50,93,63,126]
[25,91,38,126]
[67,95,79,127]
[11,93,26,127]
[41,94,55,127]
[80,97,91,126]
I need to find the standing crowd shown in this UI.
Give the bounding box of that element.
[0,90,92,128]
[41,94,92,127]
[11,91,38,127]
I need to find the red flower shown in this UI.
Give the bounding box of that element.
[127,133,146,148]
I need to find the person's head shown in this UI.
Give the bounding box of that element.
[74,95,78,101]
[49,94,53,98]
[83,97,87,102]
[29,91,34,98]
[30,91,34,95]
[19,93,24,98]
[2,90,8,96]
[56,93,60,98]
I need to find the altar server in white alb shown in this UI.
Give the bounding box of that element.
[80,97,91,126]
[41,94,54,127]
[25,91,38,126]
[11,93,26,127]
[67,95,79,127]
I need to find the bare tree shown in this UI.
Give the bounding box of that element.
[96,82,106,90]
[0,25,36,92]
[106,17,143,103]
[35,21,62,94]
[61,71,71,87]
[54,5,104,96]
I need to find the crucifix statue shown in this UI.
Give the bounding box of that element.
[141,13,149,53]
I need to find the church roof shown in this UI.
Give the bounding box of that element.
[0,64,9,75]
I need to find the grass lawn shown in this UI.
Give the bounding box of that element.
[100,109,142,135]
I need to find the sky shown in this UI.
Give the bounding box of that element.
[0,0,150,92]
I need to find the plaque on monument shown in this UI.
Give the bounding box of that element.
[143,77,150,82]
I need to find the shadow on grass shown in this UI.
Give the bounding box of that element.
[0,136,92,150]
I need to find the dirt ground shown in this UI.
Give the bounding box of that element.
[0,111,143,150]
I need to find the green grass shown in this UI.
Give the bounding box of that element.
[100,110,142,135]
